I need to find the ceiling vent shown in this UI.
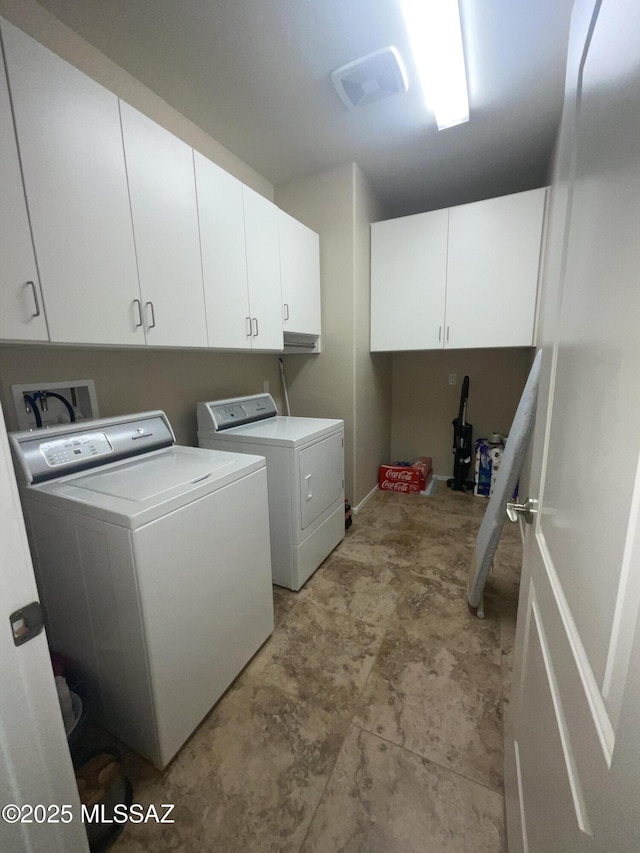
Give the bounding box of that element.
[331,46,408,111]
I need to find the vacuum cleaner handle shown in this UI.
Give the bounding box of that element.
[458,375,470,427]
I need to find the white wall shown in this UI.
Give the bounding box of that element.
[391,348,534,475]
[0,0,272,198]
[276,164,358,499]
[0,0,286,447]
[354,165,392,504]
[0,0,530,500]
[0,345,284,447]
[276,163,392,506]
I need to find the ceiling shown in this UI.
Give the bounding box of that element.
[35,0,575,217]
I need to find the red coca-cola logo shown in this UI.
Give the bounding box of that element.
[383,469,414,481]
[381,479,412,492]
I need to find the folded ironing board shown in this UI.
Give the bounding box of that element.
[467,349,542,618]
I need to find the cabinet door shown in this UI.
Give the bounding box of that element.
[370,209,448,351]
[279,209,321,336]
[445,187,546,348]
[243,186,284,351]
[0,42,47,342]
[194,152,252,349]
[2,20,143,346]
[120,102,207,348]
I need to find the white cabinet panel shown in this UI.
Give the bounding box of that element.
[370,209,448,351]
[120,102,206,348]
[279,209,321,336]
[370,189,546,351]
[445,187,546,348]
[243,186,284,351]
[2,20,142,346]
[0,41,47,342]
[194,152,252,350]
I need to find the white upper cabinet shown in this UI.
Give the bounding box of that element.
[1,20,316,355]
[370,188,547,351]
[278,210,321,337]
[0,40,47,342]
[194,152,252,350]
[243,186,284,351]
[1,19,143,346]
[196,159,285,352]
[370,209,448,351]
[120,102,207,348]
[445,187,546,348]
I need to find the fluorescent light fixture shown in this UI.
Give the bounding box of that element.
[399,0,469,130]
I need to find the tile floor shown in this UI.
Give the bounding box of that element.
[112,483,521,852]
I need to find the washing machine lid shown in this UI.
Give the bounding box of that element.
[68,447,240,500]
[26,446,265,529]
[199,415,343,448]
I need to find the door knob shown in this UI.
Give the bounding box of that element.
[506,497,537,524]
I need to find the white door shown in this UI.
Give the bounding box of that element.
[243,185,284,351]
[0,403,88,853]
[445,188,545,349]
[0,43,48,343]
[370,209,448,351]
[505,1,640,850]
[120,101,207,348]
[1,19,143,347]
[194,152,252,349]
[298,432,344,530]
[279,209,322,336]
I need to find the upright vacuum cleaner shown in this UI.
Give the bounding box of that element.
[447,375,474,492]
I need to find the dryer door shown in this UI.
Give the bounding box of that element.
[299,431,344,530]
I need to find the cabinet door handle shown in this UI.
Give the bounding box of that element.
[146,301,156,329]
[284,303,290,321]
[446,326,450,342]
[252,317,259,338]
[133,298,143,328]
[305,474,312,500]
[246,316,252,337]
[27,281,41,318]
[438,325,442,342]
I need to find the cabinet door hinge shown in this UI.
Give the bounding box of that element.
[10,601,45,646]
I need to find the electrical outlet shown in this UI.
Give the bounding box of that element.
[449,373,457,385]
[263,380,270,393]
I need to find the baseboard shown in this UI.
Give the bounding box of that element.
[352,483,379,514]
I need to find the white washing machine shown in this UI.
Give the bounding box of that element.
[10,411,274,769]
[197,394,344,591]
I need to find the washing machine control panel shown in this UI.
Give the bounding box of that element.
[41,433,113,467]
[10,411,176,485]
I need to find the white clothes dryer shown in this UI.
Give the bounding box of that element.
[197,394,344,590]
[10,411,274,769]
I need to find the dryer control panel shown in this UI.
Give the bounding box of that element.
[198,394,278,432]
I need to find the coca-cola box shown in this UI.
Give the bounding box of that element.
[379,457,433,494]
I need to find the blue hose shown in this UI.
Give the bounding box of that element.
[33,391,76,424]
[23,394,42,428]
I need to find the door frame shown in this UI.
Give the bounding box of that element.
[0,401,88,852]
